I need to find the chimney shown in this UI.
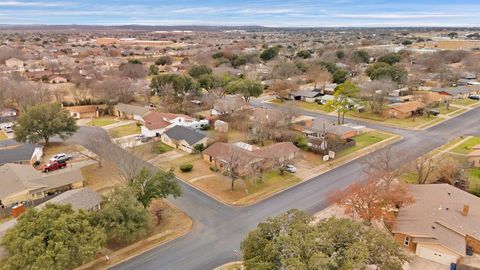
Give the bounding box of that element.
[462,204,470,216]
[12,203,26,218]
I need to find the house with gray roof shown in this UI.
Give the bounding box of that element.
[0,140,43,165]
[114,103,151,121]
[161,125,208,153]
[431,87,473,98]
[0,163,85,208]
[290,89,323,103]
[37,188,101,212]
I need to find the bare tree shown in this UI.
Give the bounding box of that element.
[362,148,401,189]
[306,65,331,90]
[223,146,244,191]
[269,79,298,100]
[415,154,436,184]
[359,79,397,114]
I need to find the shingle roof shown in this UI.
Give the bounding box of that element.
[431,87,472,96]
[115,103,150,116]
[0,140,39,165]
[0,163,84,201]
[393,184,480,255]
[385,101,425,113]
[37,188,100,211]
[164,125,206,145]
[291,90,322,98]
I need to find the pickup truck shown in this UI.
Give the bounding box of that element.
[41,161,67,172]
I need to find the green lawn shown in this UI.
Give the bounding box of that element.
[0,131,7,141]
[271,99,327,112]
[452,98,479,107]
[245,169,301,196]
[468,168,480,192]
[347,110,439,128]
[87,117,119,127]
[336,131,392,158]
[451,136,480,154]
[108,123,141,138]
[436,105,461,115]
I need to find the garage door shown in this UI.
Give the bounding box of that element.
[416,245,458,265]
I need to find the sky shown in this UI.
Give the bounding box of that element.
[0,0,478,27]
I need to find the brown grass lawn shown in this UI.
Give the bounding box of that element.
[87,116,119,127]
[80,200,192,270]
[347,110,439,128]
[108,123,141,138]
[0,131,7,141]
[80,161,124,195]
[193,169,301,205]
[132,141,174,161]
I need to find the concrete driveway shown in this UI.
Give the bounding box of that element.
[65,101,480,270]
[404,256,449,270]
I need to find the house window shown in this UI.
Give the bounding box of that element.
[403,236,410,246]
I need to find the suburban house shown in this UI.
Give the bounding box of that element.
[0,108,17,123]
[36,187,101,212]
[0,140,43,165]
[48,75,68,84]
[290,89,322,103]
[382,101,426,119]
[211,95,251,116]
[431,87,473,99]
[141,111,209,138]
[203,142,301,176]
[393,184,480,266]
[161,125,208,153]
[293,118,360,139]
[421,92,449,106]
[114,103,151,120]
[4,58,24,71]
[467,145,480,168]
[0,163,85,208]
[65,105,103,119]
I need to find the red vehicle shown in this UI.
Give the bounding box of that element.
[41,161,67,172]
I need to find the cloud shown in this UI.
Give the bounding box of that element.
[0,1,69,7]
[335,13,466,19]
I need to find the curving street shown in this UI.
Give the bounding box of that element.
[69,103,480,270]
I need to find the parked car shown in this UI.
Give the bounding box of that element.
[50,153,73,162]
[2,124,13,133]
[428,109,440,116]
[469,95,480,100]
[41,161,67,172]
[135,134,150,142]
[284,164,297,173]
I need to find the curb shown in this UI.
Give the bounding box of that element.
[166,132,403,208]
[77,201,194,270]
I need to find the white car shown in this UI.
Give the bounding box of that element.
[50,153,73,162]
[3,125,13,133]
[285,165,297,173]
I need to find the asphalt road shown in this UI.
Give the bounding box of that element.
[69,102,480,270]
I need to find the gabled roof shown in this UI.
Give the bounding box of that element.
[385,101,425,113]
[0,140,40,165]
[393,184,480,256]
[431,87,472,96]
[0,163,85,201]
[291,89,322,98]
[37,188,100,211]
[164,126,206,145]
[114,103,151,116]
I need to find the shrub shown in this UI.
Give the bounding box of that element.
[179,164,193,172]
[200,124,210,131]
[210,166,220,172]
[293,135,308,150]
[155,143,171,154]
[193,143,205,153]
